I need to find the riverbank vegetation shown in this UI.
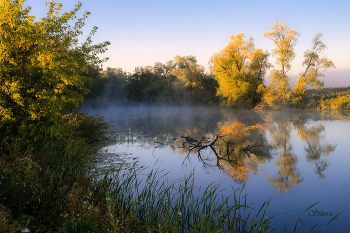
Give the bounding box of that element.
[0,0,343,232]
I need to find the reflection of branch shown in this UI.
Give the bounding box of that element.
[181,123,269,158]
[306,140,316,160]
[315,160,328,179]
[306,140,330,179]
[179,122,272,182]
[152,141,165,156]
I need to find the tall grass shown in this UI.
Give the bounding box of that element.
[98,161,273,232]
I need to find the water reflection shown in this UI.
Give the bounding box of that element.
[265,114,303,193]
[296,123,336,179]
[177,122,273,183]
[263,111,337,193]
[90,107,343,193]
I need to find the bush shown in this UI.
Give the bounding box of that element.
[73,112,108,144]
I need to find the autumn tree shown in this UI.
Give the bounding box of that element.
[0,0,110,141]
[210,33,271,107]
[262,21,300,108]
[292,33,336,108]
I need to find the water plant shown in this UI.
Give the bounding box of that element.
[98,161,274,232]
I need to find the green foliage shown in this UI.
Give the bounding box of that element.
[0,1,111,229]
[0,131,119,232]
[89,162,275,233]
[0,204,21,233]
[171,55,219,104]
[85,56,219,106]
[302,88,350,109]
[127,66,166,102]
[0,139,87,232]
[0,0,110,142]
[73,112,108,143]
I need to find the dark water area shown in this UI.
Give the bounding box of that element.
[86,106,350,232]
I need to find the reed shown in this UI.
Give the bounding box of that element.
[92,160,273,232]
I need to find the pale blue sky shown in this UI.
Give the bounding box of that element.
[25,0,350,87]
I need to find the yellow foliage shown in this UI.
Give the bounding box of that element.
[210,33,270,107]
[263,21,299,74]
[216,122,267,137]
[319,95,350,110]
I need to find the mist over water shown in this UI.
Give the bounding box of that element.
[84,106,350,232]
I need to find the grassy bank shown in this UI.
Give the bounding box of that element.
[0,135,274,232]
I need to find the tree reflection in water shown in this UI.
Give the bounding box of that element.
[266,111,337,193]
[176,122,273,183]
[295,123,336,179]
[172,111,337,193]
[265,118,304,194]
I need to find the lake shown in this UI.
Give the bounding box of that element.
[86,106,350,232]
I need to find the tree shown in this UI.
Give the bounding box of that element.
[293,121,336,179]
[171,55,218,104]
[0,0,110,141]
[126,66,165,102]
[171,55,205,93]
[292,34,335,107]
[210,33,271,107]
[84,67,129,106]
[262,21,299,108]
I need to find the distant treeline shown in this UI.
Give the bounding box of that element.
[84,61,350,109]
[306,87,350,110]
[84,56,220,106]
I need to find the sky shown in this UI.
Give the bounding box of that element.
[25,0,350,87]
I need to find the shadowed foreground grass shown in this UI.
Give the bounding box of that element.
[0,137,273,232]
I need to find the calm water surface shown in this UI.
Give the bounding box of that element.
[87,106,350,232]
